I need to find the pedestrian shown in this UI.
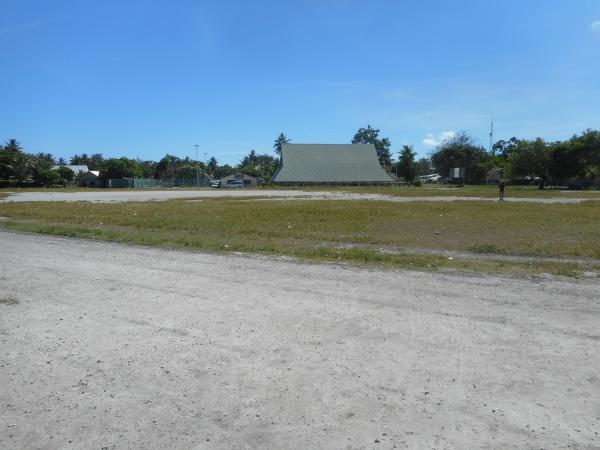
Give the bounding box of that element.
[498,179,506,201]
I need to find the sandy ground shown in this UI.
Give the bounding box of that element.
[1,231,599,449]
[1,189,597,203]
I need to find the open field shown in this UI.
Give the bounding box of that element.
[1,188,598,204]
[290,184,600,198]
[2,184,600,200]
[1,196,599,277]
[1,231,599,449]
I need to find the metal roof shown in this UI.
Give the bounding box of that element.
[272,144,394,183]
[51,165,89,174]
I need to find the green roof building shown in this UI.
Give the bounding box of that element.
[272,143,395,185]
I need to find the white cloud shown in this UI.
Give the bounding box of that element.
[591,21,600,32]
[422,131,456,147]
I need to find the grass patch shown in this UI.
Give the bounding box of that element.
[278,184,600,198]
[0,296,19,305]
[2,184,600,198]
[467,243,507,254]
[1,198,599,277]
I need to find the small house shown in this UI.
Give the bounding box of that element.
[221,172,258,187]
[79,171,100,187]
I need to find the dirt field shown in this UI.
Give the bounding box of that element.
[1,230,599,449]
[1,189,596,204]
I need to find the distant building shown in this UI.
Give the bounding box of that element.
[221,172,258,187]
[79,171,100,187]
[51,165,89,177]
[272,144,394,185]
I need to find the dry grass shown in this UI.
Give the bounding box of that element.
[1,198,599,277]
[0,296,19,305]
[293,184,600,198]
[2,184,600,198]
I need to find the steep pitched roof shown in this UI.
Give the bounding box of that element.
[272,144,394,183]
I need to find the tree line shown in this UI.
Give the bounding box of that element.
[2,128,599,187]
[429,129,600,186]
[0,139,279,187]
[349,125,600,187]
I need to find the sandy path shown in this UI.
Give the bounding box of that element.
[1,231,599,449]
[1,189,597,203]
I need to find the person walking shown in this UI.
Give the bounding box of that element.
[498,179,506,201]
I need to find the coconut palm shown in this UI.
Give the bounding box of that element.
[273,133,290,156]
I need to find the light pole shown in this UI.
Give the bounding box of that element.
[194,144,199,186]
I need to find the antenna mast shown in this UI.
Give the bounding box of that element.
[489,120,494,155]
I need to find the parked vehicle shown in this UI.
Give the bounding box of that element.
[568,180,591,190]
[226,180,245,188]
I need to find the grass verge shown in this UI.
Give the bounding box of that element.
[271,185,600,198]
[1,198,599,277]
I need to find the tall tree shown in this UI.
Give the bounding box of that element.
[54,166,75,185]
[89,153,104,170]
[138,160,158,178]
[239,150,259,167]
[273,133,290,156]
[0,139,31,182]
[569,129,600,181]
[237,150,278,183]
[351,125,392,168]
[99,157,142,184]
[3,139,23,153]
[507,138,551,188]
[493,137,520,160]
[207,156,218,176]
[214,164,234,179]
[70,153,90,165]
[396,145,417,182]
[31,153,57,186]
[415,157,432,176]
[430,132,490,183]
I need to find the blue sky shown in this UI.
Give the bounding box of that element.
[1,0,599,165]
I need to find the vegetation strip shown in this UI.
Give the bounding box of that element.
[1,198,598,278]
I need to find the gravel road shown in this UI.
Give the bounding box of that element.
[1,189,597,203]
[1,231,599,449]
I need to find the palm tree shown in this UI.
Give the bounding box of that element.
[273,133,290,156]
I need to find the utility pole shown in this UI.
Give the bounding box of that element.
[195,144,199,186]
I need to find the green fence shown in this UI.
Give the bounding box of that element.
[107,178,134,188]
[107,177,213,188]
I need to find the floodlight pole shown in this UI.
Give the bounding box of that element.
[195,144,199,186]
